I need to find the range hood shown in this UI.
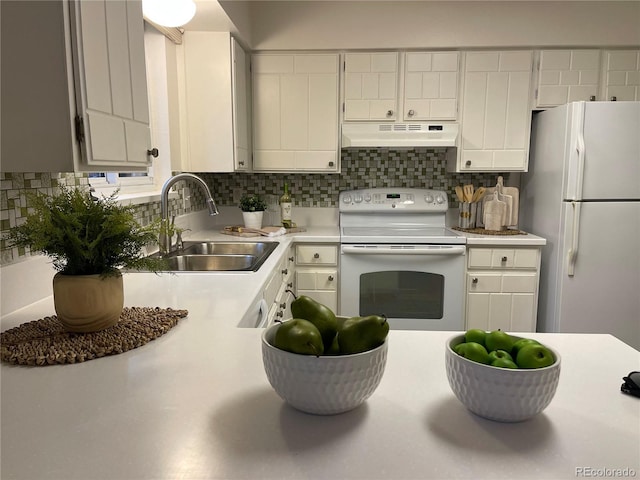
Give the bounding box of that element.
[341,123,459,148]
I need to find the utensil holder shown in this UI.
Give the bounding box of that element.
[458,202,477,229]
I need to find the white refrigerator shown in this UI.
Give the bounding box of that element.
[520,101,640,350]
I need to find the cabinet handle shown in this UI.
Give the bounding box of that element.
[281,268,288,275]
[289,256,294,262]
[328,275,334,281]
[501,256,508,262]
[238,161,245,166]
[465,160,472,167]
[276,311,284,318]
[610,96,617,101]
[472,277,478,284]
[313,253,320,259]
[407,109,415,116]
[386,110,394,117]
[589,95,596,101]
[279,302,286,309]
[147,148,159,158]
[287,282,293,288]
[328,161,335,167]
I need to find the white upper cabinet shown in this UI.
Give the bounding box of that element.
[343,53,399,121]
[1,0,152,172]
[453,51,533,172]
[534,49,601,108]
[181,32,251,172]
[403,52,459,121]
[252,53,340,172]
[602,50,640,101]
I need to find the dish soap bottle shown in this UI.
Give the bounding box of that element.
[280,182,292,228]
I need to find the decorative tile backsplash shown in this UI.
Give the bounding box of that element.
[0,148,505,265]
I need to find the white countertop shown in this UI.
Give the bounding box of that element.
[453,229,547,246]
[1,224,638,479]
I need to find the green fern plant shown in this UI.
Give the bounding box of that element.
[239,193,267,212]
[7,186,166,276]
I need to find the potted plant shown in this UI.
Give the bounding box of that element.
[6,186,166,333]
[239,193,267,229]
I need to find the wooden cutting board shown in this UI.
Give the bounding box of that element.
[221,226,306,237]
[483,197,507,231]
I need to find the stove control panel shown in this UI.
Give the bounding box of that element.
[339,188,448,212]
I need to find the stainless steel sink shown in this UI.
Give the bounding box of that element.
[144,241,279,272]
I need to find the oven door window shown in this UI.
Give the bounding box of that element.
[359,270,444,319]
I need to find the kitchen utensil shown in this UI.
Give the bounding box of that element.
[445,334,561,422]
[454,185,465,203]
[471,186,486,203]
[463,184,474,203]
[489,176,519,226]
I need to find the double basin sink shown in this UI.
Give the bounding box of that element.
[149,241,279,272]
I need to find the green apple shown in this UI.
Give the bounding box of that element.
[456,342,490,365]
[485,330,514,353]
[464,329,486,347]
[516,343,555,369]
[511,338,540,357]
[488,349,513,363]
[491,358,519,369]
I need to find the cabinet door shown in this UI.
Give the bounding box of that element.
[232,38,251,171]
[344,52,398,121]
[535,50,601,108]
[182,32,235,172]
[460,51,533,171]
[404,52,459,120]
[602,50,640,101]
[252,54,339,172]
[72,0,151,169]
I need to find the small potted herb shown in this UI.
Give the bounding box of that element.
[239,193,267,229]
[6,186,166,332]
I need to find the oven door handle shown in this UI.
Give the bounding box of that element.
[341,245,466,255]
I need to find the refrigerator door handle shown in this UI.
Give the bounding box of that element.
[567,201,581,277]
[567,102,586,201]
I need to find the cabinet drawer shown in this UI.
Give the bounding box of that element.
[467,273,502,293]
[296,245,338,265]
[468,248,538,269]
[296,269,337,291]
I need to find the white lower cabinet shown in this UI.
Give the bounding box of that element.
[295,244,339,313]
[465,247,541,332]
[264,245,295,325]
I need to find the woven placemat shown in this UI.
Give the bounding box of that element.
[1,307,188,366]
[452,226,526,236]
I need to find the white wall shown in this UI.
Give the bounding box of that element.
[219,1,640,51]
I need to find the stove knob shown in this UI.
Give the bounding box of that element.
[425,194,434,204]
[342,195,352,204]
[354,194,363,203]
[364,193,372,203]
[435,194,446,204]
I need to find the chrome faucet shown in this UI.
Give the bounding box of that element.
[159,173,219,255]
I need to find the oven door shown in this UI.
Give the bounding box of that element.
[339,244,466,331]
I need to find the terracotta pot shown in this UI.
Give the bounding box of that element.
[53,272,124,332]
[242,211,264,229]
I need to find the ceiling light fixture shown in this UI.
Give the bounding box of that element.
[142,0,196,28]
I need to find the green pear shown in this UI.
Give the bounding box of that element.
[274,318,324,356]
[338,315,389,354]
[290,294,338,351]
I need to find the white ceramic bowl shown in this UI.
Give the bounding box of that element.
[445,334,561,422]
[261,318,388,415]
